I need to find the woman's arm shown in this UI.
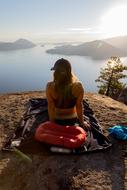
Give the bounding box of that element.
[76,93,91,130]
[76,93,84,126]
[75,82,90,129]
[46,82,55,122]
[75,82,84,125]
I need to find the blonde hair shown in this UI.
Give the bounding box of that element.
[52,59,79,104]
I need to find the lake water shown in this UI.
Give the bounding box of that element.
[0,45,127,93]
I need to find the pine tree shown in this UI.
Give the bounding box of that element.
[95,56,127,98]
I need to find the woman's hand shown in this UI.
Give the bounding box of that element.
[81,121,91,131]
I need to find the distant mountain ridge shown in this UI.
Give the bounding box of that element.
[46,36,127,60]
[104,35,127,50]
[0,39,36,51]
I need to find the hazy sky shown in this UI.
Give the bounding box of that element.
[1,0,127,43]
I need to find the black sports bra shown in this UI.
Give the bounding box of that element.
[54,84,77,109]
[54,95,77,109]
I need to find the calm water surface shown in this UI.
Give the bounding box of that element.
[0,45,127,93]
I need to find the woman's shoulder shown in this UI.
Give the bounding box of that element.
[72,81,84,89]
[46,81,55,90]
[47,81,54,86]
[72,81,84,96]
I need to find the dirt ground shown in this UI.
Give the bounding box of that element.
[0,91,127,190]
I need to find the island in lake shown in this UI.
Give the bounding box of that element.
[0,38,36,51]
[46,35,127,60]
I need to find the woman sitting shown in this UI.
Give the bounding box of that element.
[46,58,90,129]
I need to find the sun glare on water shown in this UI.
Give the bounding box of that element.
[101,5,127,37]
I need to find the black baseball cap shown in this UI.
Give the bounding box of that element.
[50,58,71,72]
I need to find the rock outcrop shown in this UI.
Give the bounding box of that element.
[0,91,127,190]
